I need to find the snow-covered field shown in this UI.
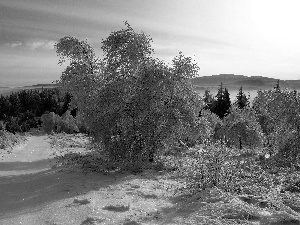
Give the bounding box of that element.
[1,132,300,225]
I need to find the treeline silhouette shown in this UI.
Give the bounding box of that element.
[0,88,75,133]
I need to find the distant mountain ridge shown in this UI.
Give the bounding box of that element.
[0,83,59,97]
[2,75,300,98]
[24,83,58,87]
[191,74,300,90]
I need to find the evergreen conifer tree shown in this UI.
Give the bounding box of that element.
[211,83,231,119]
[234,86,249,109]
[223,88,231,111]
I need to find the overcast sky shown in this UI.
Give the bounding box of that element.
[1,0,299,87]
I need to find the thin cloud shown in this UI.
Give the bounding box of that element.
[10,41,22,48]
[5,40,56,50]
[44,41,56,50]
[26,40,56,50]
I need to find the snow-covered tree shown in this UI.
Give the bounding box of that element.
[55,23,201,163]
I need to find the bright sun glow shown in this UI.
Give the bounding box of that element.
[249,0,300,53]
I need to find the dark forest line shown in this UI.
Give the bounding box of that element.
[0,88,75,133]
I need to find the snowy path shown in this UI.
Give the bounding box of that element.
[0,133,126,224]
[0,134,55,176]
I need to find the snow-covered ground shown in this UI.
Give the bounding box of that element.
[1,132,300,225]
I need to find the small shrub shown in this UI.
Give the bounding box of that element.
[49,133,89,149]
[174,142,275,196]
[173,142,230,192]
[41,111,79,134]
[20,121,30,132]
[192,110,222,144]
[41,112,59,134]
[56,111,79,134]
[276,132,300,167]
[5,118,22,134]
[0,130,27,149]
[215,106,264,149]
